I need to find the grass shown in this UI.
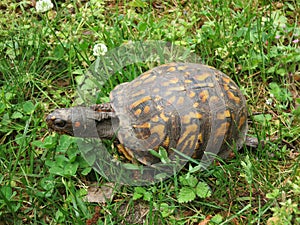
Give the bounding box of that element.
[0,0,299,224]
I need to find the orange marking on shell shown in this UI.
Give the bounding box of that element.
[193,82,214,88]
[185,79,193,84]
[143,105,151,114]
[177,96,185,105]
[130,96,151,109]
[196,112,202,119]
[167,66,176,72]
[182,112,202,124]
[156,104,164,111]
[132,122,150,129]
[186,136,197,148]
[150,124,166,138]
[189,91,196,98]
[217,110,231,120]
[223,84,229,91]
[227,91,241,104]
[193,102,199,108]
[162,136,170,148]
[140,71,152,80]
[154,96,162,101]
[132,80,142,87]
[238,115,247,130]
[168,96,176,104]
[178,66,188,70]
[194,134,203,153]
[132,89,146,97]
[151,115,160,123]
[169,77,179,83]
[216,122,230,137]
[178,124,198,148]
[160,112,169,122]
[183,124,198,137]
[134,108,142,116]
[143,75,157,83]
[198,133,203,143]
[222,76,231,84]
[182,115,191,124]
[199,90,209,102]
[195,73,210,81]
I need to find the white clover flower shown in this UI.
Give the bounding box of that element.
[93,43,108,56]
[266,98,273,105]
[36,0,54,13]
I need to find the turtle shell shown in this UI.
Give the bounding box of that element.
[110,63,247,166]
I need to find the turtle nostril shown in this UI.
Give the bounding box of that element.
[54,119,66,128]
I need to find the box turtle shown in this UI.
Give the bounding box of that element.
[47,63,248,166]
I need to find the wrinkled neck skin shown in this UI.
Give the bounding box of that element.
[47,106,119,139]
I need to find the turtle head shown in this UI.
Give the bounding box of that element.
[46,108,74,135]
[46,106,119,138]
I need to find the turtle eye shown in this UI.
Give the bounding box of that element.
[54,119,66,128]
